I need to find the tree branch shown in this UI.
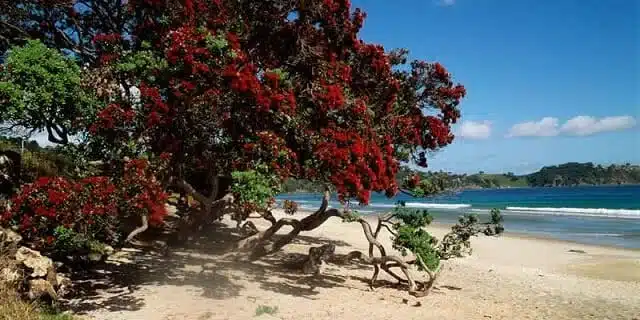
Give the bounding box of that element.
[0,20,30,38]
[125,215,148,243]
[45,124,69,144]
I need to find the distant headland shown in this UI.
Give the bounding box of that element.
[283,162,640,193]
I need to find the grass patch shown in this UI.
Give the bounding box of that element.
[0,282,39,320]
[255,305,279,317]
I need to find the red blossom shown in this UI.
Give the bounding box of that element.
[77,0,465,206]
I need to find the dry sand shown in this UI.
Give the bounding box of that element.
[68,210,640,320]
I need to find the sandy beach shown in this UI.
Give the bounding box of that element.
[73,210,640,320]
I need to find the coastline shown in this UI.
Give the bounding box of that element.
[278,186,640,249]
[428,220,640,253]
[284,183,640,194]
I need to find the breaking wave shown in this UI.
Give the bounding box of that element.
[504,206,640,219]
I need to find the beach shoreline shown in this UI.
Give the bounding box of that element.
[428,220,640,252]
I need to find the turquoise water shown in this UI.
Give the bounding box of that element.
[277,185,640,249]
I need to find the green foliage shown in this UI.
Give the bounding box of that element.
[0,137,77,182]
[36,304,77,320]
[204,33,228,52]
[390,203,440,270]
[388,203,504,272]
[0,40,98,143]
[254,305,278,317]
[51,226,85,255]
[282,161,640,194]
[439,209,504,259]
[231,166,281,209]
[51,226,111,259]
[116,50,168,83]
[489,208,504,226]
[341,210,361,223]
[392,202,433,227]
[281,179,325,193]
[527,162,640,187]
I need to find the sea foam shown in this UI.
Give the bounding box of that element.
[505,206,640,219]
[369,202,471,210]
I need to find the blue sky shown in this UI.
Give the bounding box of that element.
[353,0,639,174]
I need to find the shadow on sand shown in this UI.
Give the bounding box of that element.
[62,222,366,315]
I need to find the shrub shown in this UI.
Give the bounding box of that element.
[255,305,278,317]
[0,159,167,258]
[390,202,504,272]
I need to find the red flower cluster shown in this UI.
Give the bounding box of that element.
[89,104,136,134]
[425,116,454,148]
[240,131,297,178]
[122,159,168,225]
[1,176,118,249]
[0,159,168,249]
[139,83,170,127]
[407,174,421,189]
[93,33,122,44]
[85,0,466,207]
[165,26,211,74]
[316,83,346,111]
[315,128,398,204]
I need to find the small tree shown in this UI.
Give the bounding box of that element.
[0,40,99,144]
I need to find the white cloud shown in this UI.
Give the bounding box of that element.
[507,115,637,138]
[507,117,559,137]
[440,0,456,6]
[560,115,637,136]
[457,120,491,139]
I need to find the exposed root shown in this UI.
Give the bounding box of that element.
[301,244,336,275]
[332,250,418,294]
[226,189,442,297]
[234,190,341,258]
[239,221,260,236]
[125,215,148,243]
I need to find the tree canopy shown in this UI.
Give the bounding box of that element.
[0,40,97,144]
[2,0,465,206]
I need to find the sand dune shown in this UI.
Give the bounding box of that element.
[73,210,640,320]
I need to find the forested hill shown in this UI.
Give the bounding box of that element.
[282,162,640,192]
[525,162,640,187]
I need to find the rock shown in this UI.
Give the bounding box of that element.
[0,266,22,283]
[15,247,54,278]
[103,245,115,256]
[88,252,103,262]
[27,278,58,301]
[106,249,135,265]
[55,273,73,297]
[0,227,22,245]
[302,244,335,275]
[165,204,179,217]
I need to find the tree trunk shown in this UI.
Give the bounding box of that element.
[233,190,341,259]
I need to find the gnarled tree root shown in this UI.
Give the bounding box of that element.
[125,215,148,243]
[228,189,440,297]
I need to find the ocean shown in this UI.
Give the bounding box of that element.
[276,185,640,249]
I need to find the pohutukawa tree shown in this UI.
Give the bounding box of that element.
[1,0,503,296]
